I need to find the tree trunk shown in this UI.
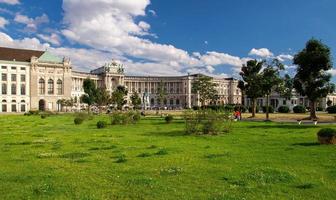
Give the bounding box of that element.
[266,95,270,121]
[252,98,256,118]
[88,105,90,115]
[310,101,317,120]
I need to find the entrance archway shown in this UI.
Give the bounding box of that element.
[39,99,46,111]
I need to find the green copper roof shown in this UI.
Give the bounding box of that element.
[38,51,63,63]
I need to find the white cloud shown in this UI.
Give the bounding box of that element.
[14,13,49,31]
[0,16,9,28]
[249,48,274,58]
[0,0,19,5]
[328,69,336,76]
[276,54,293,62]
[37,33,61,46]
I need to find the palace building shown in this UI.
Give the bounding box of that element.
[0,46,242,113]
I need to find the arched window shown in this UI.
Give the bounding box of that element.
[39,78,45,94]
[48,79,54,94]
[57,79,63,95]
[20,100,26,112]
[11,100,16,112]
[2,100,7,112]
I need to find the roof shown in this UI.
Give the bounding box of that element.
[0,46,44,62]
[38,51,63,63]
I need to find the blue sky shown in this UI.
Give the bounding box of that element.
[0,0,335,79]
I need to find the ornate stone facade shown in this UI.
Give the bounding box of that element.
[0,47,242,113]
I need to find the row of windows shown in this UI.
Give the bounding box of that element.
[149,98,180,105]
[1,83,26,95]
[38,78,63,95]
[1,74,26,82]
[1,100,26,112]
[1,66,25,70]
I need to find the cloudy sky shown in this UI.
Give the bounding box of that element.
[0,0,335,79]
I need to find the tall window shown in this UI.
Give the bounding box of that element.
[21,100,25,112]
[11,84,16,95]
[11,74,16,82]
[2,100,7,112]
[39,78,45,94]
[57,79,63,95]
[2,83,6,95]
[11,100,16,112]
[21,74,26,82]
[2,73,7,81]
[48,79,54,94]
[21,84,26,95]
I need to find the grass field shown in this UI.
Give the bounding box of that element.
[0,114,335,199]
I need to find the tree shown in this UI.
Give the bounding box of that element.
[156,81,167,108]
[96,87,111,113]
[81,78,97,114]
[130,92,142,110]
[293,39,335,120]
[239,60,264,117]
[260,59,284,121]
[111,85,128,110]
[278,74,294,100]
[192,75,218,107]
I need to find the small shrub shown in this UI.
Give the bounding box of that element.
[278,106,290,113]
[165,115,173,123]
[40,114,47,119]
[317,128,336,137]
[155,149,168,155]
[96,121,107,129]
[74,117,84,125]
[115,154,127,163]
[25,110,40,116]
[132,111,141,122]
[262,106,274,113]
[293,105,306,113]
[326,105,336,114]
[316,107,323,111]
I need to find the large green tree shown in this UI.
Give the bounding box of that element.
[130,92,142,110]
[260,59,284,121]
[156,81,167,108]
[293,39,335,119]
[192,75,218,107]
[96,87,111,113]
[239,60,264,117]
[81,78,97,114]
[111,85,128,110]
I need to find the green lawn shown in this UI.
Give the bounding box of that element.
[0,114,335,200]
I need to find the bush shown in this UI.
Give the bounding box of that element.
[278,106,290,113]
[248,106,260,113]
[165,115,173,123]
[316,107,324,111]
[262,106,274,113]
[25,110,40,116]
[111,111,141,125]
[183,109,233,135]
[317,128,336,137]
[326,105,336,114]
[317,128,336,144]
[234,105,247,113]
[74,117,84,125]
[40,114,47,119]
[293,105,306,113]
[96,121,107,129]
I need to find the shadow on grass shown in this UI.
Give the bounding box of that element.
[292,142,320,146]
[146,130,187,137]
[246,124,318,130]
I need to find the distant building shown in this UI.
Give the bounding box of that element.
[0,47,242,113]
